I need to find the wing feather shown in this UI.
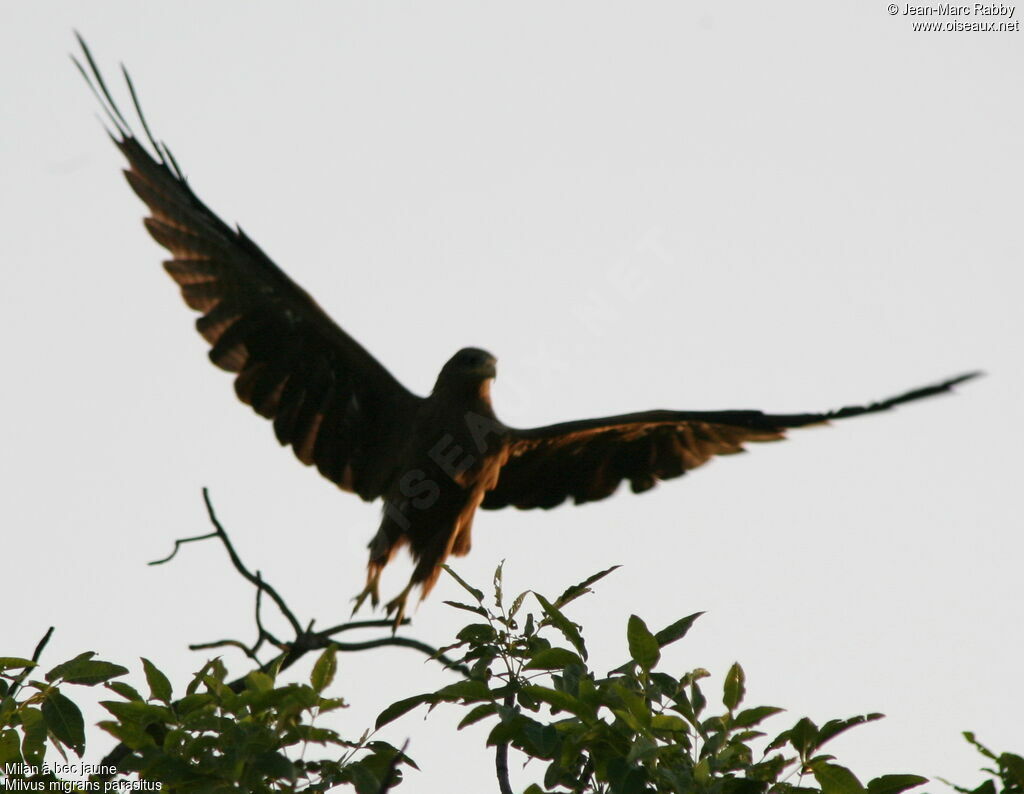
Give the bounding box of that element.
[76,39,420,500]
[483,374,979,510]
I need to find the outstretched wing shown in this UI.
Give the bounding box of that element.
[483,373,979,510]
[76,37,420,500]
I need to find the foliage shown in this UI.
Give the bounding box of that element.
[943,733,1024,794]
[2,564,1021,793]
[375,563,929,794]
[0,644,409,793]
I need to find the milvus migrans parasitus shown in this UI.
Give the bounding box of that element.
[75,37,979,628]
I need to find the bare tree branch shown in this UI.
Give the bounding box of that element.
[187,638,260,659]
[495,690,515,794]
[98,488,469,780]
[148,531,217,565]
[200,487,303,635]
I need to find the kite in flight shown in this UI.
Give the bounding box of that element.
[75,37,978,628]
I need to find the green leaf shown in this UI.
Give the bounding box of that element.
[45,652,128,686]
[654,611,704,648]
[627,615,660,671]
[0,728,20,764]
[47,651,98,681]
[458,703,499,729]
[311,647,338,693]
[176,692,214,715]
[434,679,493,703]
[317,696,347,713]
[867,774,929,794]
[734,705,784,728]
[0,695,17,724]
[651,714,688,733]
[487,714,559,759]
[246,670,275,693]
[186,659,217,696]
[443,600,488,617]
[747,751,790,782]
[19,707,46,766]
[813,762,866,794]
[493,560,504,606]
[141,657,173,703]
[42,690,86,756]
[442,565,485,603]
[292,725,344,745]
[554,565,620,608]
[670,691,697,726]
[691,680,707,717]
[650,672,680,698]
[525,647,583,670]
[521,685,591,719]
[106,681,145,702]
[963,731,997,760]
[723,662,746,711]
[1002,754,1024,787]
[790,716,819,757]
[509,591,529,619]
[100,700,174,727]
[608,681,652,728]
[818,714,884,748]
[342,761,382,794]
[376,694,434,730]
[97,720,156,752]
[765,728,792,754]
[457,623,498,644]
[534,593,587,660]
[0,658,36,672]
[253,750,295,778]
[365,739,419,770]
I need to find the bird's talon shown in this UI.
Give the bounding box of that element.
[351,578,381,617]
[384,585,414,633]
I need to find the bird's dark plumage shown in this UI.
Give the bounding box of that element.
[482,372,979,510]
[76,37,979,627]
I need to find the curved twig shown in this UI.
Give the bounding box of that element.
[199,488,303,635]
[99,488,470,780]
[253,573,286,649]
[317,619,412,635]
[188,639,259,658]
[148,531,217,565]
[328,638,469,676]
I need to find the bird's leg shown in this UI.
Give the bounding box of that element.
[384,582,416,634]
[351,563,383,616]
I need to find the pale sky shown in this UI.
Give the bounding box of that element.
[2,3,1022,792]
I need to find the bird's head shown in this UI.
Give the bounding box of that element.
[435,347,498,393]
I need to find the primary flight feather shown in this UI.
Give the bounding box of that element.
[75,37,978,628]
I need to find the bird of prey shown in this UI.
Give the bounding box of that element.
[76,38,978,628]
